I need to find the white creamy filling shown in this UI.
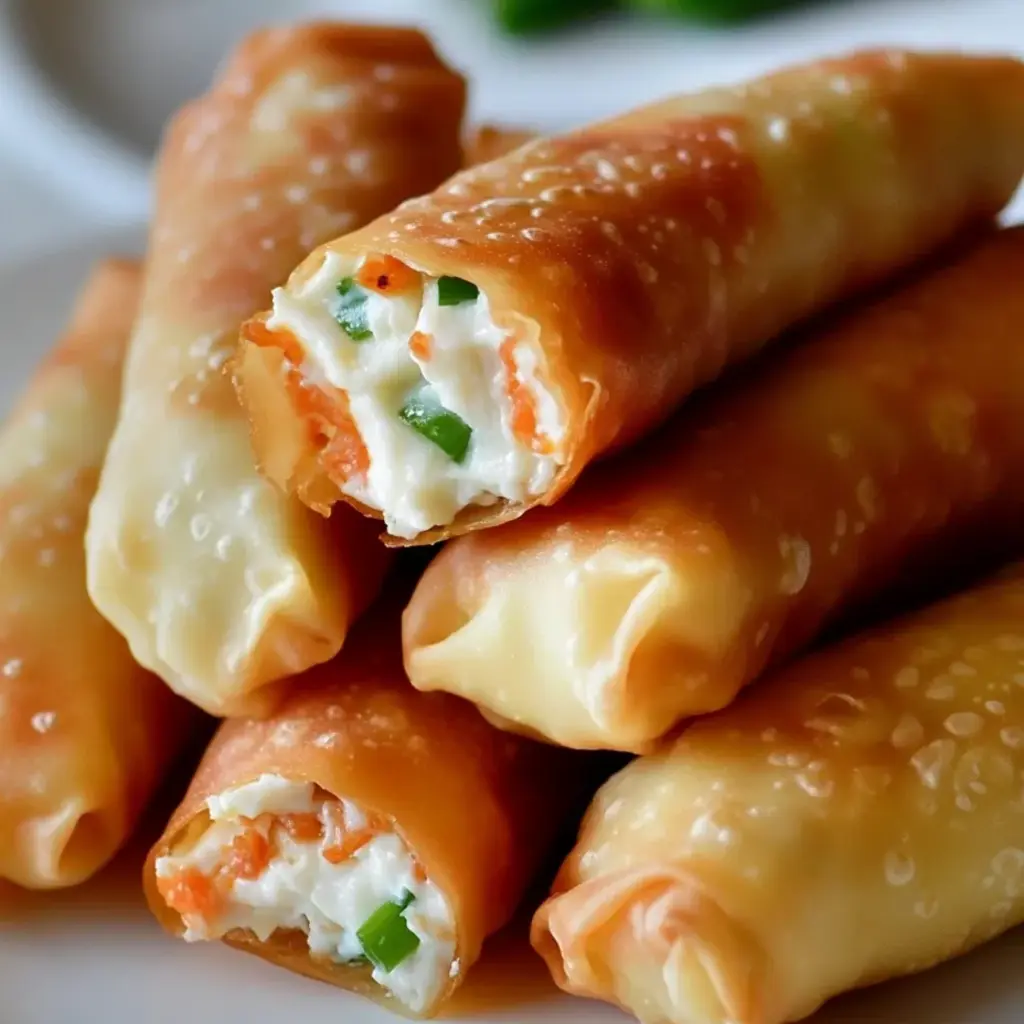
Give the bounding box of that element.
[268,251,565,538]
[154,774,456,1013]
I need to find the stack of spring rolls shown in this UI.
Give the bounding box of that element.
[5,20,1024,1024]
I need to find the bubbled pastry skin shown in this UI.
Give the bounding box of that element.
[86,24,465,714]
[246,50,1024,542]
[534,564,1024,1024]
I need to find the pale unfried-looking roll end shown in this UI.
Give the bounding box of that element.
[403,512,748,752]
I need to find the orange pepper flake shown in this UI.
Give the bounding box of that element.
[355,256,420,296]
[278,812,325,842]
[499,337,554,456]
[408,331,434,361]
[243,316,305,366]
[157,867,225,922]
[225,827,272,881]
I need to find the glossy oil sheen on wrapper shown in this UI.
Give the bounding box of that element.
[239,49,1024,542]
[533,564,1024,1024]
[145,596,597,1017]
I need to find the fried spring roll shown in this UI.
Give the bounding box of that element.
[463,124,536,165]
[144,600,593,1017]
[0,261,195,889]
[236,49,1024,543]
[404,228,1024,751]
[86,25,465,714]
[533,564,1024,1024]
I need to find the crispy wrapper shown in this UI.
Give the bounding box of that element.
[532,564,1024,1024]
[0,261,196,889]
[463,124,536,165]
[404,227,1024,751]
[237,49,1024,543]
[144,595,597,1017]
[86,24,466,714]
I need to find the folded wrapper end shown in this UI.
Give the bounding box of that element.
[403,525,752,752]
[12,799,119,890]
[532,867,768,1024]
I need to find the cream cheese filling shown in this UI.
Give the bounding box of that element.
[268,251,565,538]
[154,774,456,1013]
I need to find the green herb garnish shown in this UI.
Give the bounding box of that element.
[400,392,473,463]
[334,278,373,341]
[496,0,618,34]
[436,276,479,306]
[357,890,420,972]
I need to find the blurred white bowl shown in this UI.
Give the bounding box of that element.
[0,0,1022,224]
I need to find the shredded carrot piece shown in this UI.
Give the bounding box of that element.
[320,803,387,865]
[323,829,376,864]
[321,401,372,480]
[224,827,272,881]
[243,308,372,482]
[499,337,554,455]
[243,317,305,366]
[412,860,427,884]
[355,255,420,295]
[408,330,434,361]
[157,867,225,921]
[283,370,371,480]
[278,812,324,842]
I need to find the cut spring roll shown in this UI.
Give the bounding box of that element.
[237,49,1024,542]
[533,563,1024,1024]
[0,261,196,889]
[463,124,536,165]
[86,24,465,714]
[145,598,595,1017]
[404,227,1024,751]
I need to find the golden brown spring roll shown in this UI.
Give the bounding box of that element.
[404,227,1024,751]
[463,124,536,165]
[86,24,465,715]
[0,261,195,889]
[236,49,1024,543]
[144,597,594,1018]
[533,563,1024,1024]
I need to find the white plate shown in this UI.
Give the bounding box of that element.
[2,228,1024,1024]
